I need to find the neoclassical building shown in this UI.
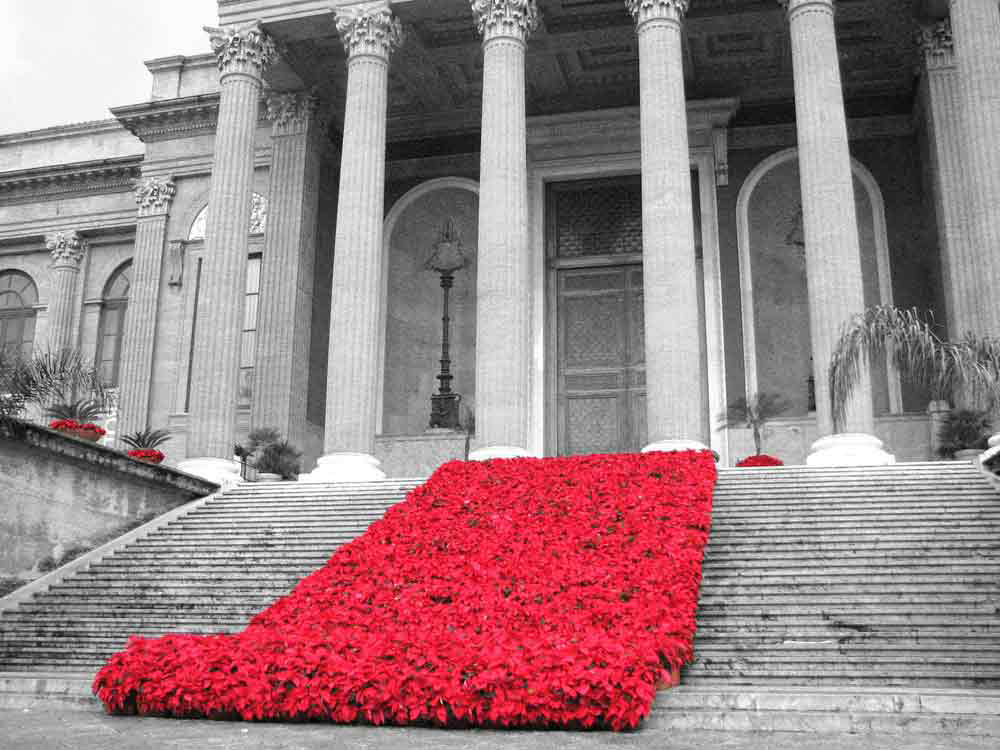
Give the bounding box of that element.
[1,0,998,481]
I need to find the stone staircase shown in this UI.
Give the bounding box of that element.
[2,461,998,734]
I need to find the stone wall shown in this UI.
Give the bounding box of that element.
[0,422,216,578]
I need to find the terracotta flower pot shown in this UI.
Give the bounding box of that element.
[128,450,165,464]
[72,428,104,443]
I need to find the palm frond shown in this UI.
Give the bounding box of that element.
[122,428,172,450]
[829,305,1000,428]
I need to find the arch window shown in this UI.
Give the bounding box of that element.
[188,192,268,241]
[0,270,39,359]
[96,262,132,386]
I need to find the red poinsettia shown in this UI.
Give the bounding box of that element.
[49,419,106,436]
[93,451,717,731]
[127,449,164,464]
[736,454,783,467]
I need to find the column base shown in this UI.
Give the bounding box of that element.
[298,453,386,483]
[806,433,896,467]
[177,457,244,489]
[979,436,1000,492]
[468,445,531,462]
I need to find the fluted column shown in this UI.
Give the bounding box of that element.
[950,0,1000,335]
[117,177,175,443]
[300,8,401,482]
[780,0,892,465]
[252,92,323,446]
[466,0,537,460]
[918,19,980,339]
[44,231,87,354]
[625,0,708,454]
[181,23,276,483]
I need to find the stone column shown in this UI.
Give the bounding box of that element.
[116,177,176,444]
[181,23,276,485]
[625,0,708,454]
[299,8,402,483]
[918,19,980,340]
[252,92,323,447]
[465,0,537,461]
[780,0,892,465]
[950,0,1000,336]
[44,231,87,354]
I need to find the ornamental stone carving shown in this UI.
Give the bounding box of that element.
[204,22,278,77]
[335,8,403,60]
[777,0,834,14]
[470,0,539,40]
[266,91,321,136]
[45,231,87,269]
[918,18,954,69]
[625,0,689,26]
[134,176,176,215]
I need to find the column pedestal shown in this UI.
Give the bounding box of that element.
[177,457,243,488]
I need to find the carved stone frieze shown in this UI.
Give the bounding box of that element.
[0,157,141,204]
[470,0,540,41]
[266,91,322,136]
[134,176,176,216]
[917,18,954,70]
[625,0,689,27]
[45,231,88,269]
[335,8,403,60]
[205,21,278,77]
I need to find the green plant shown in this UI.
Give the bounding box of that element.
[240,427,301,480]
[0,349,107,426]
[829,306,1000,430]
[716,392,789,456]
[121,428,172,451]
[48,398,105,423]
[937,409,991,457]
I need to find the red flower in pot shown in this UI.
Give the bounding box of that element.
[122,428,171,464]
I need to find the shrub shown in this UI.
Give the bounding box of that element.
[937,409,991,457]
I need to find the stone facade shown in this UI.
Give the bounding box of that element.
[0,0,996,475]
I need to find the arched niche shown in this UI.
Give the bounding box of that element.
[379,178,479,435]
[736,148,902,416]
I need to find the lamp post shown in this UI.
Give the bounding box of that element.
[426,219,468,429]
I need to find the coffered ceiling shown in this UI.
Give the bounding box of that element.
[267,0,924,141]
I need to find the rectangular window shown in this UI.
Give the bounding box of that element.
[239,255,262,406]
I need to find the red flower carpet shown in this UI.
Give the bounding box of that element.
[93,451,716,730]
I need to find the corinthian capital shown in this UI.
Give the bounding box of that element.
[917,18,955,70]
[134,176,176,216]
[625,0,689,27]
[335,8,403,60]
[471,0,539,41]
[266,91,322,136]
[45,231,87,269]
[205,22,278,78]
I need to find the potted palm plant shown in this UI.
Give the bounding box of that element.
[48,398,107,442]
[239,427,302,481]
[121,428,172,464]
[828,305,1000,459]
[717,391,789,466]
[937,409,991,461]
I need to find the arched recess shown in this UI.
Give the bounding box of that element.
[96,260,132,386]
[736,147,902,415]
[187,192,268,240]
[377,177,480,434]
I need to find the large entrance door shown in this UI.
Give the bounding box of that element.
[556,266,646,455]
[548,176,649,455]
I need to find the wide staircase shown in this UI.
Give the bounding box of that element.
[1,462,998,734]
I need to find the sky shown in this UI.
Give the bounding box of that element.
[1,0,219,133]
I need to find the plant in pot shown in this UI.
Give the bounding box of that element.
[1,349,106,436]
[937,409,991,461]
[48,398,107,442]
[121,428,172,464]
[829,305,1000,458]
[241,427,302,481]
[717,391,789,467]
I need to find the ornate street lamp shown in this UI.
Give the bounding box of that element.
[425,219,468,429]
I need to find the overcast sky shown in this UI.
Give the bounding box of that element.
[1,1,218,133]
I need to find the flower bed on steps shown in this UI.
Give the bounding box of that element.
[93,451,717,730]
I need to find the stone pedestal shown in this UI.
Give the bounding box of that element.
[918,20,980,338]
[780,0,891,466]
[299,8,401,483]
[626,0,708,453]
[187,23,276,461]
[117,177,175,443]
[252,92,323,448]
[927,399,951,458]
[467,0,537,459]
[950,0,1000,335]
[176,457,243,489]
[44,231,87,354]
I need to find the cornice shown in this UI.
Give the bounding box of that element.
[111,95,222,143]
[0,156,142,205]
